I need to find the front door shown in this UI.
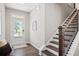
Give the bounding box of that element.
[10,14,26,48]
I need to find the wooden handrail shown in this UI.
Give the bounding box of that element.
[61,9,77,26]
[59,9,78,56]
[63,11,78,32]
[64,13,78,55]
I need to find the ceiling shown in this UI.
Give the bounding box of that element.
[5,3,38,12]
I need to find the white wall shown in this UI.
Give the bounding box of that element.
[75,3,79,10]
[30,3,74,50]
[0,4,5,40]
[30,4,45,50]
[45,3,74,42]
[0,4,7,47]
[5,8,30,45]
[74,41,79,56]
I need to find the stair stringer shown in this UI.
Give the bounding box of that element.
[67,32,79,56]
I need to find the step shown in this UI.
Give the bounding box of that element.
[56,34,73,36]
[53,37,59,39]
[50,41,58,45]
[71,21,77,23]
[63,23,77,26]
[66,20,70,21]
[49,43,58,48]
[74,19,78,20]
[65,30,75,32]
[72,19,78,21]
[65,21,68,24]
[53,37,70,41]
[42,50,57,56]
[70,23,77,24]
[46,45,59,52]
[64,19,77,25]
[46,47,58,55]
[67,27,77,30]
[74,17,78,19]
[67,26,77,28]
[69,24,77,25]
[53,36,70,47]
[70,23,77,25]
[63,24,66,26]
[52,38,59,42]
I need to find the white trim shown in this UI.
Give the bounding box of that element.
[39,44,46,56]
[13,44,27,49]
[30,42,39,50]
[30,41,46,56]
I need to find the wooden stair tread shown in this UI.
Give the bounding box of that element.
[70,22,77,25]
[71,21,77,23]
[63,25,66,26]
[56,34,73,36]
[69,24,77,25]
[50,41,58,45]
[42,50,57,56]
[53,37,70,41]
[46,45,59,52]
[50,40,68,47]
[65,22,68,24]
[67,26,77,28]
[72,19,78,21]
[65,30,75,32]
[69,24,77,26]
[53,37,59,39]
[70,23,77,24]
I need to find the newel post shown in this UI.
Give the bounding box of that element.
[58,26,64,56]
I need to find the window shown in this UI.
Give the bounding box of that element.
[11,15,24,37]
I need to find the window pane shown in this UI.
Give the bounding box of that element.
[12,15,23,37]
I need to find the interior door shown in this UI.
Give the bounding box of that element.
[10,14,26,48]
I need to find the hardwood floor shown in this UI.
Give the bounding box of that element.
[9,44,39,56]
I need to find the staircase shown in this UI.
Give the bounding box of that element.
[41,9,78,56]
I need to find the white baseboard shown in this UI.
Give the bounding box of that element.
[30,42,46,55]
[30,42,39,50]
[13,44,28,49]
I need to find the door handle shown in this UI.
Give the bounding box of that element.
[22,29,24,32]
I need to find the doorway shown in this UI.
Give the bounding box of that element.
[10,14,26,48]
[5,8,29,49]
